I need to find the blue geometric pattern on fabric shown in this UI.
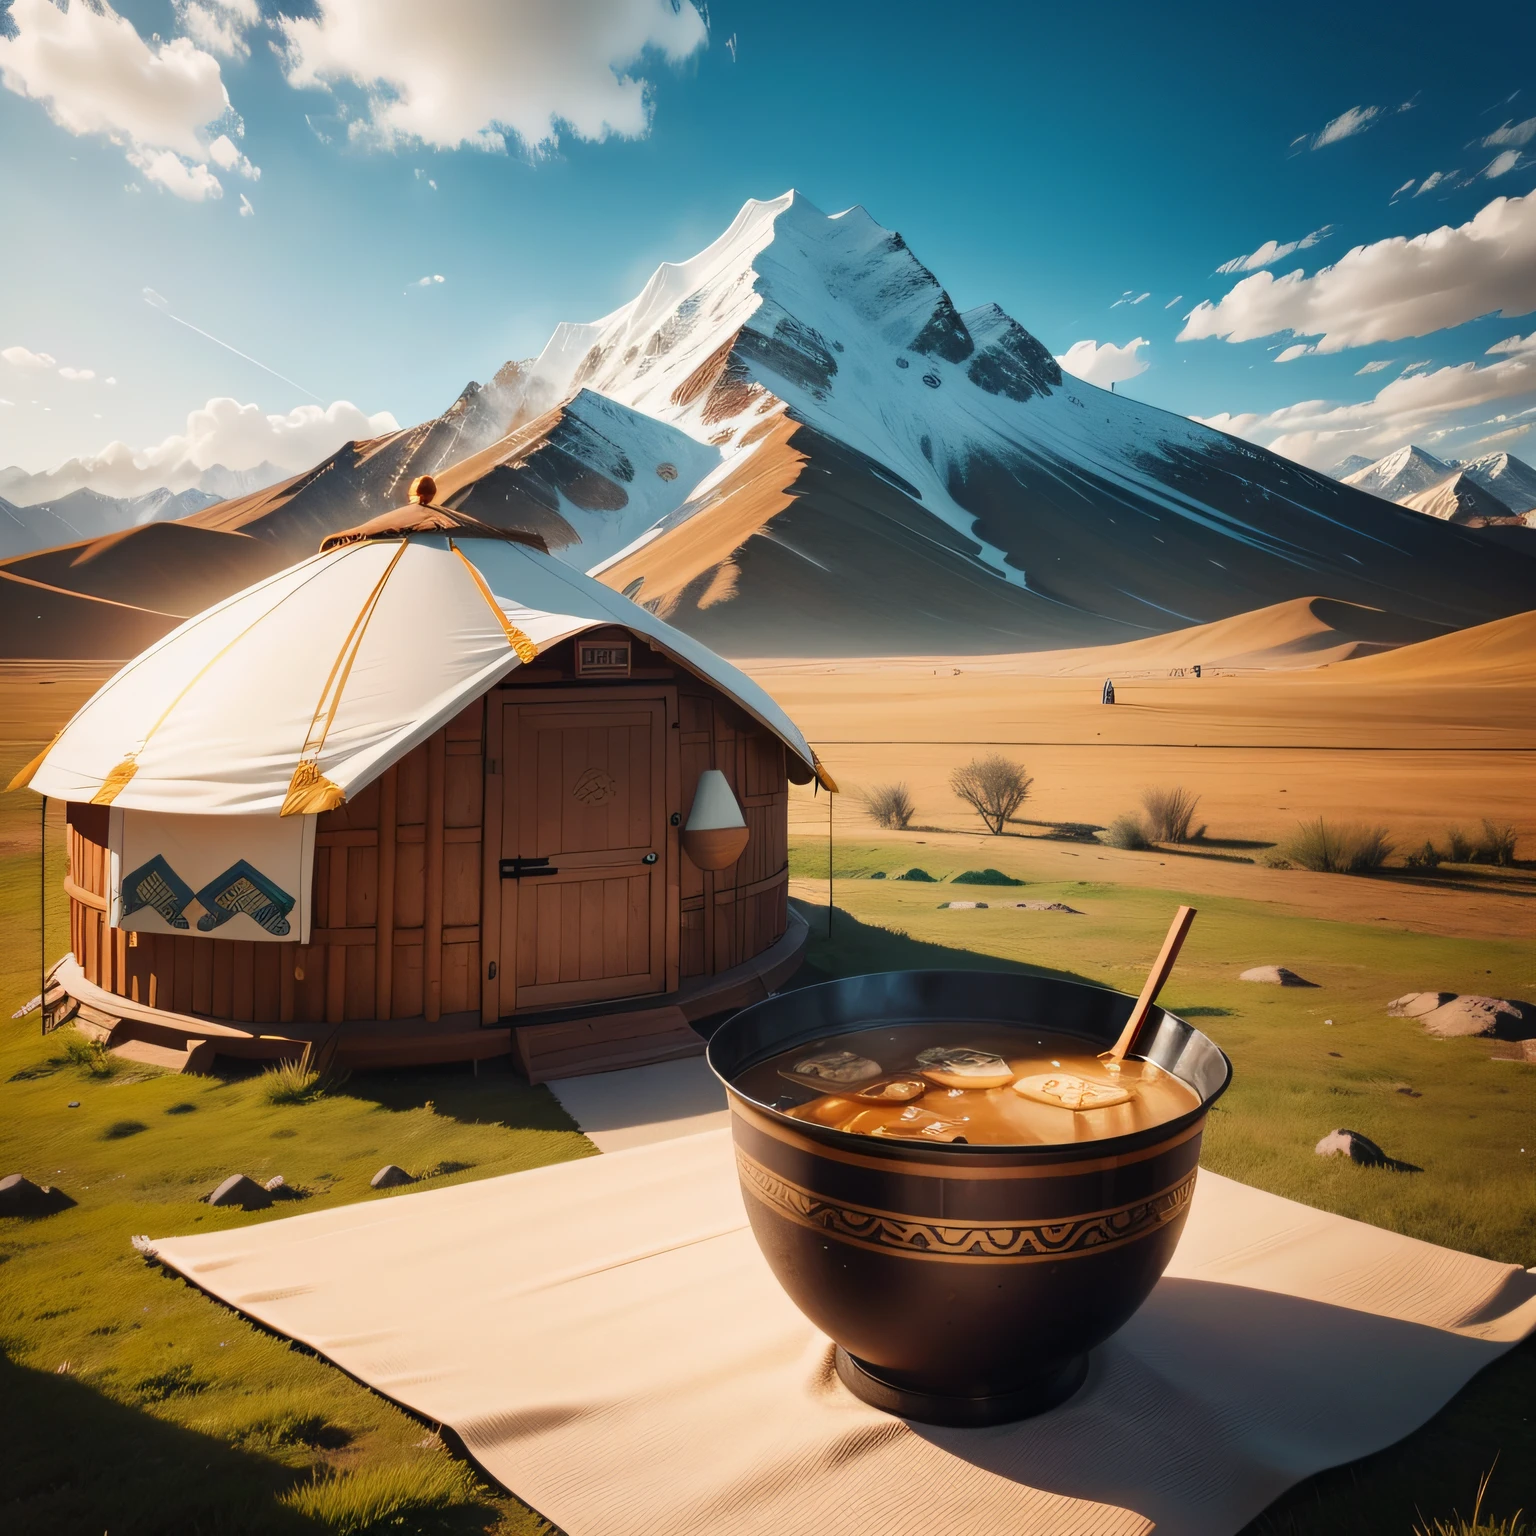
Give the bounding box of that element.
[120,855,195,930]
[193,860,296,937]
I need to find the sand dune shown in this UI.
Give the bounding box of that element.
[1321,608,1536,684]
[743,596,1453,678]
[0,570,182,661]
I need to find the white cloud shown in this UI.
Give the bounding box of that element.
[238,193,254,217]
[0,0,257,201]
[1055,337,1151,389]
[1110,290,1150,309]
[1215,226,1331,275]
[1483,149,1522,179]
[127,145,224,201]
[208,132,259,179]
[28,397,402,499]
[173,0,260,60]
[1355,359,1393,374]
[1488,331,1536,357]
[1389,178,1414,202]
[1482,116,1536,149]
[1275,344,1314,363]
[1164,294,1183,309]
[57,366,95,382]
[1179,192,1536,354]
[1313,105,1378,146]
[1194,339,1536,467]
[278,0,708,154]
[1414,170,1453,197]
[2,345,57,371]
[105,377,118,386]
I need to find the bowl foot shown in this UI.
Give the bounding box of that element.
[834,1347,1089,1427]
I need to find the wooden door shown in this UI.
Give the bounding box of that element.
[498,694,672,1011]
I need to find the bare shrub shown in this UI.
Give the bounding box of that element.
[1141,786,1201,843]
[949,755,1032,835]
[1404,840,1442,870]
[1474,819,1517,867]
[1444,827,1474,863]
[1101,813,1150,850]
[856,782,915,830]
[1280,819,1394,874]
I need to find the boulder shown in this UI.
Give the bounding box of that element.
[0,1173,75,1216]
[1010,901,1083,913]
[938,901,988,910]
[371,1164,416,1190]
[1416,995,1533,1040]
[206,1174,272,1209]
[1240,966,1317,987]
[1314,1129,1421,1173]
[1387,992,1455,1018]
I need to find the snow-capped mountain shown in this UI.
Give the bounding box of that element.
[1453,451,1536,515]
[5,192,1534,659]
[1328,454,1374,481]
[0,484,219,560]
[1398,472,1516,525]
[1341,445,1455,501]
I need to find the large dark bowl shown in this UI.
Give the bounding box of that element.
[707,970,1231,1426]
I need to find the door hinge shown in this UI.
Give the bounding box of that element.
[500,856,559,879]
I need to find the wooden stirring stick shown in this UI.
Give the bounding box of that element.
[1100,904,1198,1070]
[1012,903,1197,1113]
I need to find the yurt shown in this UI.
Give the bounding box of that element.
[13,483,834,1082]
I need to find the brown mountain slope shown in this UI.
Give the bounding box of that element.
[0,569,182,660]
[0,522,287,617]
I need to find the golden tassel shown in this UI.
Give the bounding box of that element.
[91,757,139,805]
[282,758,346,817]
[452,545,539,664]
[6,730,62,793]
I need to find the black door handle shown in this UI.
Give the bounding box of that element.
[500,857,559,879]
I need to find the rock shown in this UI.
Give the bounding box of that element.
[1416,995,1533,1040]
[1240,966,1317,987]
[206,1174,272,1209]
[371,1164,416,1189]
[938,901,988,910]
[1010,901,1082,913]
[1314,1129,1421,1173]
[0,1173,75,1216]
[1387,992,1454,1018]
[263,1175,286,1192]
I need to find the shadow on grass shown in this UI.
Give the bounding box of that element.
[0,1349,321,1534]
[791,898,1097,990]
[333,1054,581,1135]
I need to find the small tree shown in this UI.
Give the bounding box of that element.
[856,782,915,830]
[1141,786,1201,843]
[950,754,1032,835]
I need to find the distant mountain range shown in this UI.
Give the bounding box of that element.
[4,192,1535,660]
[0,461,290,560]
[1332,445,1536,535]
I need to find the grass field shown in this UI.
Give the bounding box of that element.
[3,804,1534,1532]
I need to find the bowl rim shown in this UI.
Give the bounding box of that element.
[707,969,1233,1163]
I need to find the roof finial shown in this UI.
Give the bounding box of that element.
[408,474,437,506]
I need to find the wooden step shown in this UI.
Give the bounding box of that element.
[514,1005,703,1085]
[108,1036,216,1074]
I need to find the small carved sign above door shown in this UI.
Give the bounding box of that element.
[572,767,619,805]
[576,639,631,677]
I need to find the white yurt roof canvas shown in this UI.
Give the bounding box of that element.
[16,528,823,817]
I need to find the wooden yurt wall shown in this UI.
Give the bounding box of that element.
[63,628,793,1030]
[64,701,486,1028]
[676,683,789,980]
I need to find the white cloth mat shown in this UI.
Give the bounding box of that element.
[547,1055,728,1151]
[143,1130,1536,1536]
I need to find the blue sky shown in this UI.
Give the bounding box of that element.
[1,0,1533,487]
